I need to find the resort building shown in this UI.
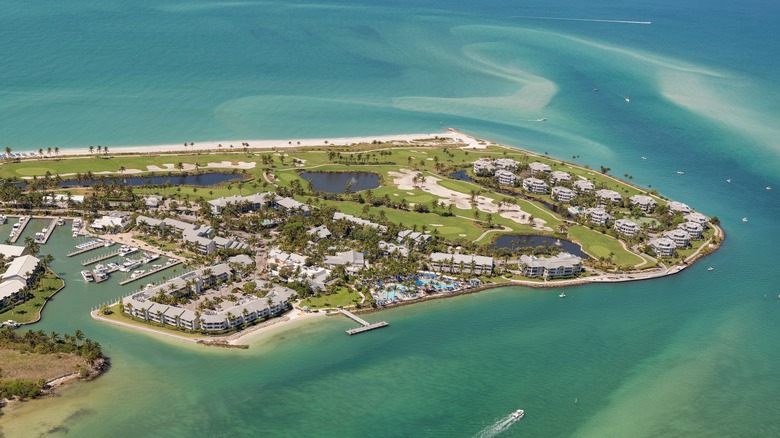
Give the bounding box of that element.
[668,201,691,214]
[142,195,163,209]
[494,158,519,170]
[519,253,583,279]
[2,255,41,285]
[683,212,709,227]
[522,177,549,194]
[378,241,409,257]
[0,244,26,259]
[429,253,493,275]
[572,180,596,192]
[323,250,366,274]
[648,237,676,257]
[528,162,552,174]
[584,207,611,226]
[307,225,332,241]
[551,186,577,203]
[208,192,310,216]
[334,212,388,232]
[227,254,254,268]
[495,169,518,186]
[614,219,641,237]
[0,279,27,308]
[136,216,247,255]
[629,195,658,212]
[678,221,704,239]
[473,159,495,176]
[397,230,432,247]
[90,212,131,233]
[596,189,623,204]
[550,171,572,184]
[43,194,85,208]
[663,229,691,248]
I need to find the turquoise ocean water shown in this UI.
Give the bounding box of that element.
[2,0,780,436]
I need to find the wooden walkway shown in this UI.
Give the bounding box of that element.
[337,308,389,335]
[67,240,106,257]
[82,250,121,266]
[118,259,182,286]
[9,216,30,244]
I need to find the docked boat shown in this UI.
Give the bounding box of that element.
[118,245,139,257]
[106,262,120,271]
[130,270,146,279]
[0,215,6,224]
[34,232,45,243]
[104,240,115,247]
[57,217,65,226]
[81,270,95,282]
[120,259,142,272]
[511,409,525,420]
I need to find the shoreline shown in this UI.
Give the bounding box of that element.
[7,130,486,159]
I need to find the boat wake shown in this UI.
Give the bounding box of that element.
[473,412,523,438]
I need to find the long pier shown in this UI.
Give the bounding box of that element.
[9,216,30,244]
[118,259,182,286]
[82,250,121,266]
[39,218,58,244]
[338,308,389,335]
[67,240,106,257]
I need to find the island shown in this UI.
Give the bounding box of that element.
[0,130,722,345]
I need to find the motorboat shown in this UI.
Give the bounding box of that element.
[676,171,685,175]
[726,179,732,183]
[104,240,115,247]
[120,259,142,272]
[742,217,748,223]
[118,246,138,257]
[0,215,6,224]
[81,270,95,282]
[34,232,45,243]
[511,409,525,420]
[559,292,566,298]
[707,267,714,271]
[767,186,772,191]
[57,217,65,226]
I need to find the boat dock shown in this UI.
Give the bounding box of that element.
[9,216,30,244]
[82,250,121,266]
[38,218,58,244]
[338,308,389,335]
[118,259,182,286]
[67,240,106,257]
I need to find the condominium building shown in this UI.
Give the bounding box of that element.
[614,219,640,237]
[551,186,577,203]
[678,221,704,239]
[473,159,495,175]
[668,201,691,214]
[683,212,709,226]
[429,253,493,275]
[629,195,658,212]
[584,207,611,226]
[495,169,518,186]
[522,177,549,194]
[572,180,596,192]
[663,229,691,248]
[596,189,622,204]
[519,252,583,279]
[528,162,552,174]
[494,158,519,170]
[334,212,388,232]
[648,237,676,257]
[550,171,572,184]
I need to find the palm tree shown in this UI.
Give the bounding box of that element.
[89,146,94,154]
[55,147,60,156]
[4,146,11,159]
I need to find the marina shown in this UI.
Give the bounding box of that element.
[118,258,181,285]
[9,216,30,243]
[67,239,107,257]
[81,250,122,266]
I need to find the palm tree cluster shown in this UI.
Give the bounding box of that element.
[0,326,103,364]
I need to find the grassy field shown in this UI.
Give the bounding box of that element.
[0,349,87,380]
[299,287,358,309]
[0,272,64,324]
[567,225,647,266]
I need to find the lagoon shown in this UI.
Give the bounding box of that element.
[56,172,244,188]
[491,234,588,258]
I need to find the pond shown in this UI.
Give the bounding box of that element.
[491,234,588,258]
[56,172,244,188]
[449,170,474,182]
[299,171,379,193]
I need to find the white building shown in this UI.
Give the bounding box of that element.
[90,212,131,233]
[519,253,583,279]
[323,250,366,274]
[494,158,519,170]
[678,221,704,239]
[472,159,495,175]
[2,255,41,285]
[596,189,622,204]
[550,171,572,184]
[429,253,493,275]
[551,186,577,203]
[378,241,409,257]
[683,212,709,227]
[663,229,690,248]
[668,201,691,214]
[528,162,552,174]
[307,225,332,241]
[572,180,596,192]
[614,219,640,237]
[397,230,432,246]
[648,237,676,257]
[495,169,518,186]
[584,207,611,226]
[522,177,549,194]
[629,195,658,212]
[334,212,387,232]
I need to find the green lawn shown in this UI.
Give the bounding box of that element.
[299,287,359,309]
[567,225,646,266]
[0,271,64,324]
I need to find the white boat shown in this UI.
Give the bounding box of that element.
[57,217,65,226]
[641,156,647,160]
[625,95,630,103]
[34,232,45,243]
[676,171,685,175]
[742,217,748,223]
[559,292,566,298]
[767,186,772,190]
[511,409,525,420]
[726,179,732,183]
[708,267,714,271]
[104,240,115,247]
[12,222,20,230]
[118,246,138,257]
[120,259,142,272]
[0,215,6,224]
[81,270,95,282]
[42,228,48,233]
